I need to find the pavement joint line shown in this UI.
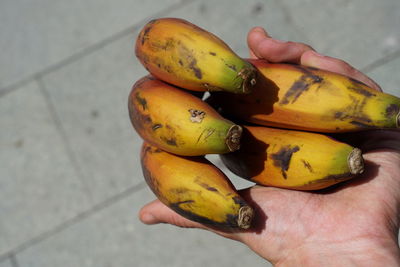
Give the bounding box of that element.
[35,75,95,204]
[0,78,34,98]
[0,181,147,262]
[0,254,10,265]
[9,253,19,267]
[0,0,197,98]
[361,49,400,73]
[0,253,19,267]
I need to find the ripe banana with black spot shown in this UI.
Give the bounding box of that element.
[135,17,257,94]
[128,76,242,156]
[141,142,254,230]
[220,126,364,190]
[209,59,400,132]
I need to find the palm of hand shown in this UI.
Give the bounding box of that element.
[242,151,400,263]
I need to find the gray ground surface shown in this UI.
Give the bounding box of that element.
[1,1,399,266]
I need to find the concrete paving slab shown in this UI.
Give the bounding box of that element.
[41,32,147,203]
[367,56,400,97]
[280,0,400,69]
[166,0,310,58]
[0,81,91,256]
[0,0,181,90]
[16,186,270,267]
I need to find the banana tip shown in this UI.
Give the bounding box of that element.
[238,206,254,229]
[226,125,242,152]
[348,148,364,175]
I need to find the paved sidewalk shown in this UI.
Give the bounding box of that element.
[1,0,399,266]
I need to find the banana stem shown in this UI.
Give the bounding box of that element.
[237,206,254,229]
[226,125,242,152]
[239,66,257,94]
[348,148,364,175]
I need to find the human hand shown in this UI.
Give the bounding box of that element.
[139,27,400,266]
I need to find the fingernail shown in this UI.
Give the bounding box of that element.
[140,212,156,224]
[252,27,268,37]
[309,50,324,57]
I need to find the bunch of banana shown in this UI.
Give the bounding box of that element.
[130,18,255,230]
[129,17,400,230]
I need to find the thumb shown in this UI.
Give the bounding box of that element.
[300,50,382,91]
[138,199,243,241]
[139,199,205,228]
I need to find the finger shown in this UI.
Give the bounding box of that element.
[139,199,242,241]
[334,130,400,153]
[249,47,258,59]
[361,131,400,153]
[247,27,314,63]
[300,50,382,91]
[247,27,270,59]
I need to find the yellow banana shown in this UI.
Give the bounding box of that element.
[128,76,242,156]
[135,18,257,94]
[141,142,254,229]
[220,126,364,190]
[209,59,400,132]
